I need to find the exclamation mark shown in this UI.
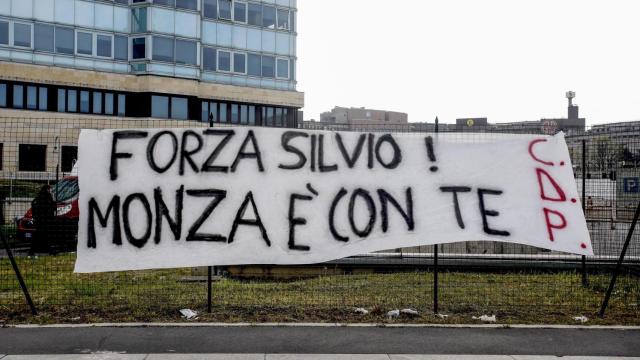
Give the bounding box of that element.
[425,136,438,172]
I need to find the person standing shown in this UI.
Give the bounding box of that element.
[29,185,56,256]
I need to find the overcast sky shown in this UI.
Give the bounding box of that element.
[296,0,640,125]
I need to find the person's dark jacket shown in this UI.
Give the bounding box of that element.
[31,186,56,253]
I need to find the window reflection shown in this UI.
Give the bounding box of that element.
[262,6,276,29]
[218,0,232,20]
[13,23,31,48]
[34,24,54,52]
[171,97,188,120]
[152,36,174,62]
[77,32,93,55]
[55,27,74,54]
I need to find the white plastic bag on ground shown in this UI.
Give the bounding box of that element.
[472,315,496,323]
[387,309,400,318]
[400,308,419,316]
[573,316,588,323]
[179,309,198,320]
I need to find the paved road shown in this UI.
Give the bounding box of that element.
[1,326,639,357]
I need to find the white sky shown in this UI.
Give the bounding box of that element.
[296,0,640,125]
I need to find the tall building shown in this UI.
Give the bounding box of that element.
[0,0,303,178]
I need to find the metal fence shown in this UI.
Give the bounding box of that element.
[1,117,638,323]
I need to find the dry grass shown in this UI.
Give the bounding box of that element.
[1,254,638,325]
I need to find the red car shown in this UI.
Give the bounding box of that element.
[16,176,80,249]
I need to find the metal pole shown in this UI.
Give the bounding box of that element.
[599,200,640,317]
[207,266,212,313]
[581,140,588,287]
[433,117,439,314]
[1,230,37,315]
[207,113,214,314]
[55,164,59,201]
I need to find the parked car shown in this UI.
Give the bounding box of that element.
[16,176,80,250]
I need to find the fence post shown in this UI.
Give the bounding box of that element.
[207,112,214,314]
[1,227,37,316]
[599,200,640,317]
[581,140,588,287]
[433,117,439,315]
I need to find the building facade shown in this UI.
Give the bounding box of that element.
[306,106,409,131]
[0,0,304,178]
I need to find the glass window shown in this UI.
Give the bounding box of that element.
[219,102,227,123]
[203,0,217,19]
[210,102,219,122]
[176,0,197,10]
[262,55,275,78]
[97,35,112,57]
[152,95,169,118]
[132,37,146,59]
[275,107,283,127]
[13,23,32,48]
[240,104,248,124]
[176,39,197,65]
[67,90,77,112]
[38,87,47,111]
[27,86,37,110]
[248,3,261,26]
[218,0,232,20]
[171,97,188,120]
[203,47,216,71]
[231,103,239,123]
[61,146,78,173]
[247,53,261,76]
[117,94,126,116]
[77,32,93,55]
[233,52,246,74]
[55,27,74,54]
[34,24,54,52]
[283,108,289,126]
[248,105,256,125]
[154,0,174,6]
[234,1,247,23]
[132,7,148,33]
[0,21,8,45]
[153,36,174,62]
[262,5,276,29]
[277,9,290,30]
[93,92,102,114]
[13,85,23,108]
[19,144,47,172]
[80,91,90,113]
[57,89,65,112]
[201,101,209,122]
[277,58,289,79]
[218,50,231,71]
[0,84,6,107]
[105,93,114,115]
[114,35,128,60]
[266,107,274,126]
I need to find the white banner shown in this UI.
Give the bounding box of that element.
[74,127,592,273]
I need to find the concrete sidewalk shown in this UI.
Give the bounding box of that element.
[1,356,640,359]
[1,326,639,357]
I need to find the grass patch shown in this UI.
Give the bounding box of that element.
[0,254,638,325]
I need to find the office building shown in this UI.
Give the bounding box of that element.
[0,0,304,178]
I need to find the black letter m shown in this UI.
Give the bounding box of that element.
[87,196,121,248]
